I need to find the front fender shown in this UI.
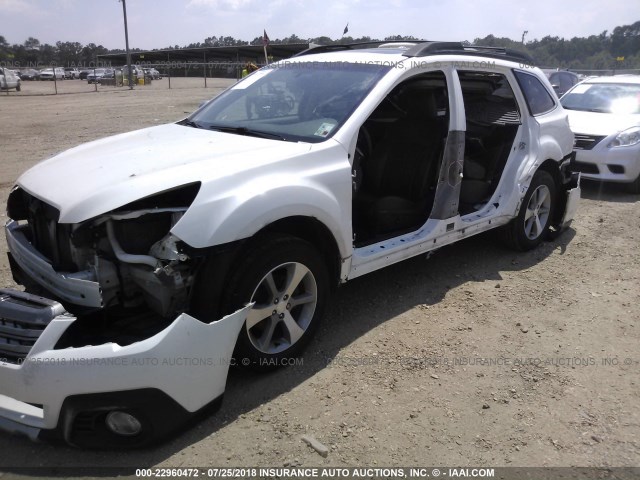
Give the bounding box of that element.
[218,183,349,254]
[172,154,352,258]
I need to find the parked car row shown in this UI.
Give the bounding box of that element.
[87,66,163,84]
[85,67,149,84]
[8,66,164,82]
[8,67,67,81]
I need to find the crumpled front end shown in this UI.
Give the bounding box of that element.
[6,183,202,319]
[0,289,250,447]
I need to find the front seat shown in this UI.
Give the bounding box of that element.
[360,89,444,235]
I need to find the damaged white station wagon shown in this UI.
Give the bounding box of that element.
[0,41,580,447]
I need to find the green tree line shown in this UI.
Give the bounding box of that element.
[1,21,638,69]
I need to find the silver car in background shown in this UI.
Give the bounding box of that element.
[562,76,640,193]
[86,68,112,84]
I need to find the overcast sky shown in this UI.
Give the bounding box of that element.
[1,0,638,50]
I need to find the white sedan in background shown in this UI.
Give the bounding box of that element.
[561,75,640,192]
[39,67,65,80]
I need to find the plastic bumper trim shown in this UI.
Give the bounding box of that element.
[4,220,102,308]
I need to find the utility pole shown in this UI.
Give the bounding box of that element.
[120,0,133,89]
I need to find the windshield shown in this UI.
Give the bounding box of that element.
[188,61,391,142]
[561,82,640,114]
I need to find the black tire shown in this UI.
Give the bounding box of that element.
[15,82,20,92]
[197,234,329,371]
[626,174,640,194]
[503,170,556,251]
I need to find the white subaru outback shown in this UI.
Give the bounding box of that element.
[0,41,580,447]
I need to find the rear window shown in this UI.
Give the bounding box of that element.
[514,71,556,116]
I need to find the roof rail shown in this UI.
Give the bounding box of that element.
[292,40,428,57]
[403,42,535,65]
[292,41,535,66]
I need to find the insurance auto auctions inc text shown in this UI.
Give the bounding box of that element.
[166,467,496,478]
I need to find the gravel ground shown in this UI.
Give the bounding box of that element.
[0,80,638,472]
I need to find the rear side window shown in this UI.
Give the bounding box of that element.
[514,71,556,116]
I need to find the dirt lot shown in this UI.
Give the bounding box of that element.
[0,80,638,473]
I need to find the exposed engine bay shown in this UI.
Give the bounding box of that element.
[6,184,203,349]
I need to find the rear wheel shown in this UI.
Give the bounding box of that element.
[504,170,556,251]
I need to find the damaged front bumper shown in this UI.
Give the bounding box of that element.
[5,220,103,308]
[0,289,250,447]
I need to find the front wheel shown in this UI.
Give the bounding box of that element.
[626,174,640,194]
[214,235,329,371]
[503,170,556,251]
